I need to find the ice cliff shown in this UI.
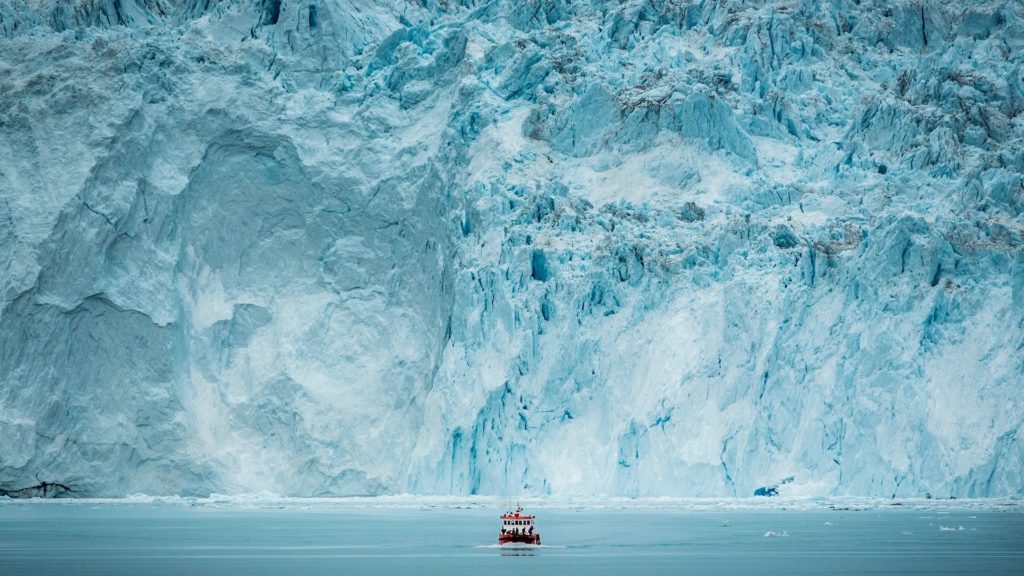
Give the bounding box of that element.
[0,0,1022,498]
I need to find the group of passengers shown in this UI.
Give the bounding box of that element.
[500,524,534,535]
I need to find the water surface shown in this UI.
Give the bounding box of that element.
[1,502,1021,575]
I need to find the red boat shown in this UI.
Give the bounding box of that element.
[498,506,541,545]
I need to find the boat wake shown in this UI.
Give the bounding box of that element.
[475,544,564,549]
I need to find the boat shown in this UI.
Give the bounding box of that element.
[498,505,541,545]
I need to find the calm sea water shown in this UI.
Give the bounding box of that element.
[0,502,1021,575]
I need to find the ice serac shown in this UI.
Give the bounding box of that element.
[0,0,1022,498]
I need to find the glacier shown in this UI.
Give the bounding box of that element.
[0,0,1022,499]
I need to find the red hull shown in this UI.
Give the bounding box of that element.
[498,533,541,545]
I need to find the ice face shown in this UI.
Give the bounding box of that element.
[0,0,1021,498]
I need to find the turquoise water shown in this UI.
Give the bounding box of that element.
[1,503,1021,575]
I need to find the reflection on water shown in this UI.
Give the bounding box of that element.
[500,548,538,557]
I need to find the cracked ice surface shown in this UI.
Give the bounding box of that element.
[0,0,1022,498]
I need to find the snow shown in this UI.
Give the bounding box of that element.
[0,0,1022,499]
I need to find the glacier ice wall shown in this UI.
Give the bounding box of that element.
[0,0,1022,498]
